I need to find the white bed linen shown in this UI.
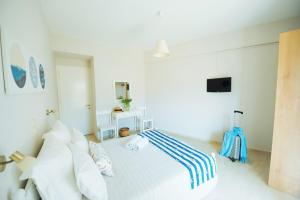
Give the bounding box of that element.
[102,135,218,200]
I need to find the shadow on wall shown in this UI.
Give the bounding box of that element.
[210,131,225,144]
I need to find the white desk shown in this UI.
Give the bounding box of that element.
[112,110,142,135]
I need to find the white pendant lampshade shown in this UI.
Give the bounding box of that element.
[153,40,170,58]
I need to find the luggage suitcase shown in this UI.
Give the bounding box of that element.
[229,135,241,162]
[228,110,243,162]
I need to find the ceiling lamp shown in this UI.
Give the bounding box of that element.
[153,40,170,58]
[153,11,170,58]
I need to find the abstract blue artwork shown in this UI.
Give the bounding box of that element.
[29,56,38,88]
[1,27,46,94]
[10,65,26,88]
[39,64,45,89]
[8,43,27,90]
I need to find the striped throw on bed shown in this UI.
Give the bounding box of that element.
[139,130,217,189]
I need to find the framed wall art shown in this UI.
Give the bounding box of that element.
[0,27,46,94]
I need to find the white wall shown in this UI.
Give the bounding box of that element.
[0,0,58,199]
[145,17,300,152]
[50,36,146,130]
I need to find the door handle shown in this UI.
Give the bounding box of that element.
[86,104,91,110]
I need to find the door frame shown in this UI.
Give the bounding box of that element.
[54,51,97,135]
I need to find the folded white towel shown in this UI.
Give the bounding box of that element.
[135,136,149,151]
[126,135,149,151]
[126,136,141,150]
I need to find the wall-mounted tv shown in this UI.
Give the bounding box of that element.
[207,77,231,92]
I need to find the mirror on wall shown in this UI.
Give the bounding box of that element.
[114,81,130,100]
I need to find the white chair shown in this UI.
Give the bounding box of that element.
[136,107,154,132]
[96,110,117,142]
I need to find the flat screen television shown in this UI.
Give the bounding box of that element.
[207,77,231,92]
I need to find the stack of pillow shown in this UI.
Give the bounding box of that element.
[21,121,113,200]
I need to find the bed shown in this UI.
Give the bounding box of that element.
[102,132,218,200]
[24,123,217,200]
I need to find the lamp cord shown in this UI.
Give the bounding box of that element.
[0,160,13,164]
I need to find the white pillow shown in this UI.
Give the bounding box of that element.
[24,179,39,200]
[89,142,114,176]
[22,135,82,200]
[11,189,26,200]
[42,120,71,143]
[71,128,89,153]
[69,144,108,200]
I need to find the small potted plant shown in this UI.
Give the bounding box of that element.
[121,97,132,111]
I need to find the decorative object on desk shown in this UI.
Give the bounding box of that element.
[113,106,123,112]
[119,127,129,137]
[121,97,132,111]
[0,27,46,94]
[0,151,37,173]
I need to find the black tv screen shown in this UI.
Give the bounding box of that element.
[207,77,231,92]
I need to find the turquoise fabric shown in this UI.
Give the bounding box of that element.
[219,127,248,163]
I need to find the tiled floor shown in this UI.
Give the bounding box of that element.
[174,134,298,200]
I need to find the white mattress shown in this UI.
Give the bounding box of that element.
[102,135,218,200]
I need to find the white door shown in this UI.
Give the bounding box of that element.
[57,64,93,134]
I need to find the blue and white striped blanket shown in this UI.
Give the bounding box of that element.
[139,130,217,189]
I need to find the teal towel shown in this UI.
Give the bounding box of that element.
[219,127,248,163]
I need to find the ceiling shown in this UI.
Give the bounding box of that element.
[40,0,300,49]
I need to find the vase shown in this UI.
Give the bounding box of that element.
[123,104,130,111]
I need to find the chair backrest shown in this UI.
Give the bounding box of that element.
[135,106,147,117]
[96,110,112,127]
